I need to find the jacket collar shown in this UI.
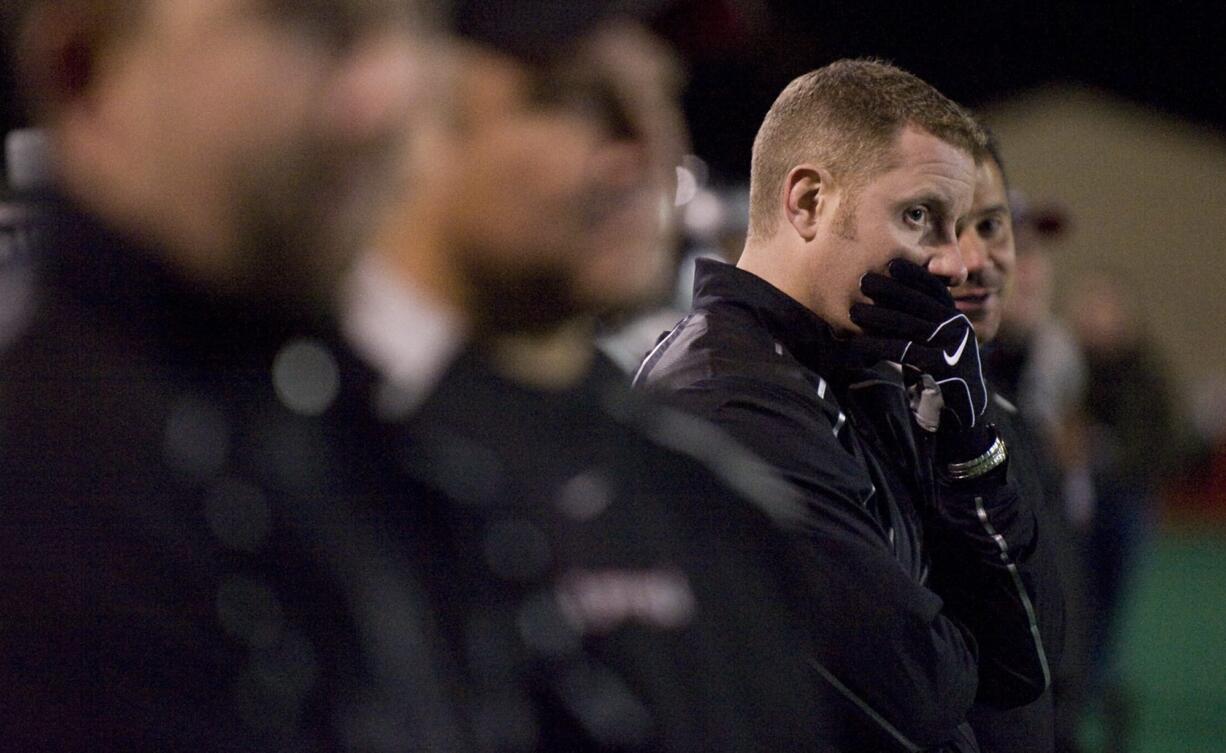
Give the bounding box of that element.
[691,257,861,382]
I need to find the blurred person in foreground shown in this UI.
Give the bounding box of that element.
[635,60,1059,752]
[952,137,1072,753]
[347,5,848,750]
[0,1,468,751]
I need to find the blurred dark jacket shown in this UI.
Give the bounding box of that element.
[0,200,468,752]
[400,346,864,751]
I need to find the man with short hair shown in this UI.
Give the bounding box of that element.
[636,60,1059,751]
[0,2,464,750]
[347,9,852,750]
[949,140,1014,345]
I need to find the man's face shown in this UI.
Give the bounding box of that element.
[805,126,976,334]
[952,158,1014,342]
[75,0,428,306]
[436,24,685,332]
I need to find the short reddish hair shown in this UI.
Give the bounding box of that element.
[747,59,987,241]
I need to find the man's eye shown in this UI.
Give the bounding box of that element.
[977,217,1002,237]
[904,207,929,227]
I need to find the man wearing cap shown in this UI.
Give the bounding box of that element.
[346,6,860,750]
[0,2,471,750]
[636,60,1060,752]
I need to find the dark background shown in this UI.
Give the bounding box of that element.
[4,1,1225,181]
[652,0,1226,180]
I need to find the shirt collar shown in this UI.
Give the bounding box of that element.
[342,252,464,416]
[691,257,860,381]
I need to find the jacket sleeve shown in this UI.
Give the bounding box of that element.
[658,374,983,750]
[923,442,1057,710]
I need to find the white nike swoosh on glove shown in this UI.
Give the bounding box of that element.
[943,329,970,366]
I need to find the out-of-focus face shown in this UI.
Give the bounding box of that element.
[804,125,976,334]
[55,0,429,307]
[435,23,686,332]
[952,158,1014,342]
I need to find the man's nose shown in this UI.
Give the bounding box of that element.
[959,234,986,277]
[927,236,968,288]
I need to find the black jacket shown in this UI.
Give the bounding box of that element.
[634,259,1057,752]
[398,347,862,751]
[0,202,468,752]
[965,390,1068,753]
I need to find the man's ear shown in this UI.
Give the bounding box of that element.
[782,164,833,242]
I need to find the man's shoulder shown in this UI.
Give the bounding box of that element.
[635,302,821,402]
[409,354,810,534]
[0,300,385,750]
[607,383,816,530]
[3,300,152,506]
[631,329,902,547]
[0,282,187,475]
[401,361,830,737]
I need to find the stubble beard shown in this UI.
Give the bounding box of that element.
[228,139,396,317]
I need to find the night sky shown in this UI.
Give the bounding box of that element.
[4,2,1225,181]
[655,0,1226,180]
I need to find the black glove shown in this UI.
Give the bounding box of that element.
[849,259,988,432]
